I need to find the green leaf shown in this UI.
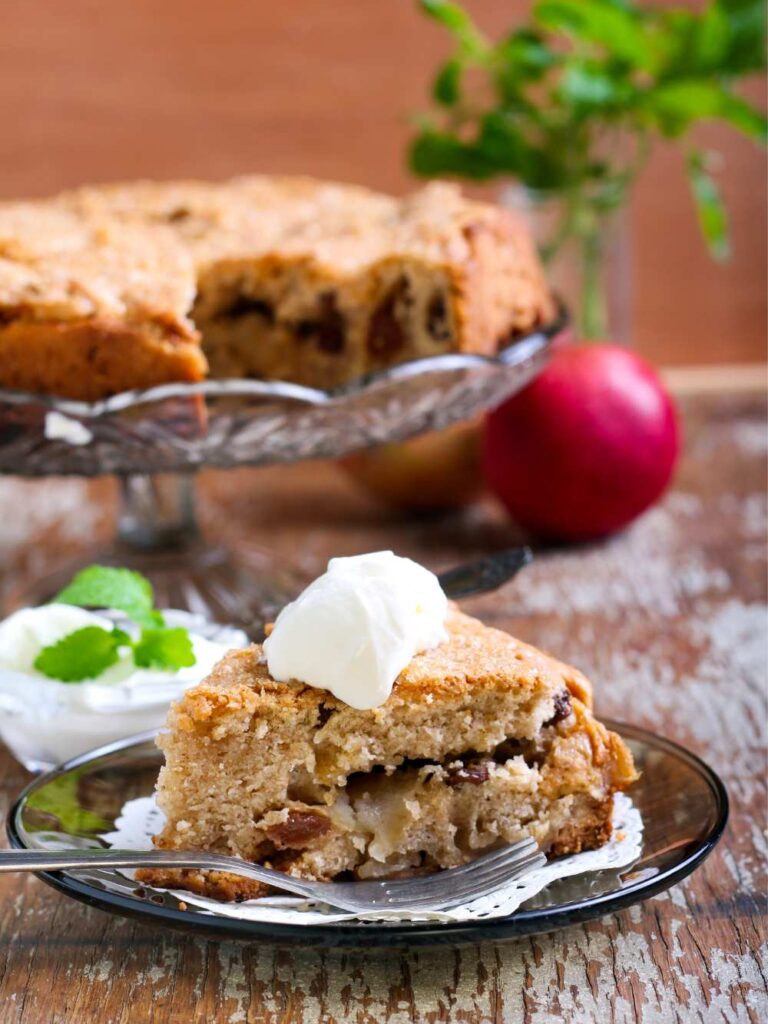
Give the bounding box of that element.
[420,0,476,36]
[433,58,462,105]
[692,5,731,71]
[661,2,765,78]
[132,627,196,671]
[496,28,558,76]
[419,0,489,57]
[534,0,657,70]
[559,63,635,111]
[646,80,768,140]
[493,29,559,103]
[409,114,573,189]
[718,91,768,139]
[54,565,163,629]
[717,0,767,74]
[477,111,571,189]
[409,131,497,179]
[26,770,111,834]
[687,150,730,261]
[33,625,124,683]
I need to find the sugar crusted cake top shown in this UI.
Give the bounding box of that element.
[170,609,592,731]
[0,201,195,329]
[0,176,547,325]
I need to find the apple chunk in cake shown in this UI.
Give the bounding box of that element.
[140,610,637,901]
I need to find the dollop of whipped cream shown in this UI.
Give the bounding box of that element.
[0,604,114,676]
[0,604,246,769]
[263,551,448,710]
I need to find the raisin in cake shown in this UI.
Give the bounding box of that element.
[0,176,553,400]
[139,608,637,901]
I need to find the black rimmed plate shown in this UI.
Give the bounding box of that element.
[6,722,728,949]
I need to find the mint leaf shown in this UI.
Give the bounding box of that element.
[718,0,767,75]
[132,628,196,671]
[559,63,635,111]
[687,150,730,261]
[34,626,124,683]
[38,565,198,681]
[54,566,163,629]
[420,0,490,58]
[410,0,765,279]
[646,80,768,140]
[433,58,462,106]
[534,0,657,70]
[421,0,477,37]
[495,29,558,90]
[409,130,496,179]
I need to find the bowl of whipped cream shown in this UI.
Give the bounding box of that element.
[0,594,247,772]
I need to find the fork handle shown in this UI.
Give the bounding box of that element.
[0,848,317,899]
[438,547,532,599]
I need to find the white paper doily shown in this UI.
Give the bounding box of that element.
[103,793,643,925]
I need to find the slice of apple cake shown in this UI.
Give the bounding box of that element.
[139,608,637,901]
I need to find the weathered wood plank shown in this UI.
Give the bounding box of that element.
[0,392,765,1024]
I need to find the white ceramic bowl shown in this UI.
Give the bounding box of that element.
[0,610,247,771]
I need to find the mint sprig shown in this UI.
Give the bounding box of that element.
[34,565,197,682]
[410,0,767,335]
[54,566,164,629]
[33,625,129,683]
[133,627,195,671]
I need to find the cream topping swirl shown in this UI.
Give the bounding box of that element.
[264,551,448,710]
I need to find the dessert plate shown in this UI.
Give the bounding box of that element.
[6,721,727,948]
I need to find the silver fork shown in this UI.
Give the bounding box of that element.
[0,839,545,914]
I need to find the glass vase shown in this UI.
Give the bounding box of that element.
[500,184,632,345]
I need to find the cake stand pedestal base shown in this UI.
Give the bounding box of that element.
[6,473,299,638]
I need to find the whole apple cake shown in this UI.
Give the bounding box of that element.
[0,176,554,400]
[139,607,637,901]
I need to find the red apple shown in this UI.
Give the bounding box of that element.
[482,344,680,541]
[341,420,484,511]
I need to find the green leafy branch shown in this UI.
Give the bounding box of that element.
[34,566,195,682]
[411,0,766,283]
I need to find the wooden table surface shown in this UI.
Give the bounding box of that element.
[0,389,765,1024]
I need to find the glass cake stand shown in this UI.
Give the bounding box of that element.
[0,311,565,634]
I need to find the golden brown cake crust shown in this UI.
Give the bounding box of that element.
[0,177,554,399]
[137,868,270,904]
[0,318,206,402]
[0,200,204,399]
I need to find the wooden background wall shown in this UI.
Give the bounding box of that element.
[0,0,765,366]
